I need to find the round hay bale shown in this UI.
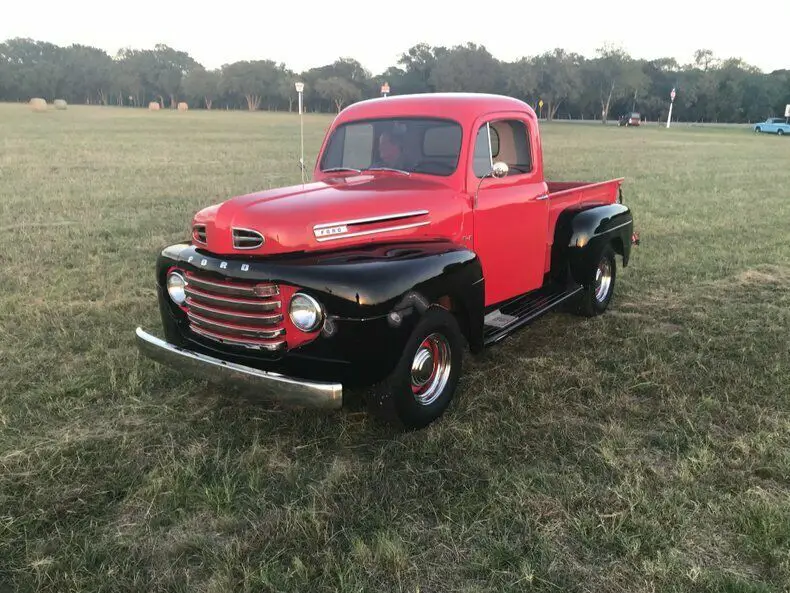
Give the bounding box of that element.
[53,99,68,110]
[29,98,47,112]
[148,101,160,111]
[177,102,188,112]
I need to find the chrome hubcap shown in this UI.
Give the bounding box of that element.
[411,348,434,387]
[410,333,452,405]
[595,259,613,303]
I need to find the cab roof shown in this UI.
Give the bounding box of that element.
[333,92,536,126]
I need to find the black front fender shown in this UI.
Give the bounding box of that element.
[154,240,484,385]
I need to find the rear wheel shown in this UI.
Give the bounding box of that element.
[575,243,617,317]
[755,127,762,133]
[367,307,463,429]
[778,129,785,136]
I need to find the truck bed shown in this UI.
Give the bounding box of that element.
[546,179,624,219]
[547,179,624,200]
[543,178,625,273]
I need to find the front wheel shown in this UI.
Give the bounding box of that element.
[755,127,762,133]
[367,307,463,429]
[778,129,785,136]
[575,243,617,317]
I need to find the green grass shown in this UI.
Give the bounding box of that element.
[1,103,789,593]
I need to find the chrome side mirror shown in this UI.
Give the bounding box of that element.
[491,161,509,178]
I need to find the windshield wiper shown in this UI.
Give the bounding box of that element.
[323,167,362,173]
[363,167,411,176]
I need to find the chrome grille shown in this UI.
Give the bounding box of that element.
[184,271,284,351]
[232,227,264,249]
[183,286,280,312]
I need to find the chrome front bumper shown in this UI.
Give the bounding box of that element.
[135,327,343,409]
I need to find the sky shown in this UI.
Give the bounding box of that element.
[3,0,788,74]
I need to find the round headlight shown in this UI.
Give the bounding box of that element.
[289,293,323,332]
[167,271,187,305]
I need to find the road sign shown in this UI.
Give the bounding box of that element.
[538,99,544,108]
[785,104,790,117]
[670,88,676,101]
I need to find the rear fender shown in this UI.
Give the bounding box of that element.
[552,203,634,286]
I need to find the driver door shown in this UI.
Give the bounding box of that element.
[469,114,549,307]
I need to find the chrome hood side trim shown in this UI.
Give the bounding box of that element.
[313,210,430,242]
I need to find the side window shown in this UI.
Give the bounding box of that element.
[473,120,532,177]
[489,119,532,175]
[490,126,500,158]
[473,124,494,177]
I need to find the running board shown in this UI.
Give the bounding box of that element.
[483,284,583,346]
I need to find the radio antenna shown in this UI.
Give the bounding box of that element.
[295,81,305,186]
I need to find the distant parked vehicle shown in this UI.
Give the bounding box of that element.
[618,112,641,127]
[753,117,790,135]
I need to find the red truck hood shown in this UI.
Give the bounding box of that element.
[193,174,461,256]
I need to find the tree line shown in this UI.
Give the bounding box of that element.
[1,38,788,123]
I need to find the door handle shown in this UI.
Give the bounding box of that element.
[535,194,549,201]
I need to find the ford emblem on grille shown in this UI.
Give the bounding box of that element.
[232,227,264,250]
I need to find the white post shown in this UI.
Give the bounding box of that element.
[295,82,305,185]
[666,87,676,129]
[299,92,304,185]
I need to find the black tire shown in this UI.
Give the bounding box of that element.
[778,129,785,136]
[367,307,463,430]
[575,243,617,317]
[755,127,762,133]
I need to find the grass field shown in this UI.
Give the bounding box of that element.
[1,103,789,593]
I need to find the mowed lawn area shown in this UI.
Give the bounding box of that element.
[1,103,788,593]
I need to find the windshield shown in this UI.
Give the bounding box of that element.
[319,118,463,176]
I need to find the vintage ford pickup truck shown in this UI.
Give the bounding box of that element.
[135,93,637,428]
